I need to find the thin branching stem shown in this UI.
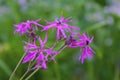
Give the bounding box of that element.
[25,68,39,80]
[9,52,26,80]
[20,70,29,80]
[19,61,32,80]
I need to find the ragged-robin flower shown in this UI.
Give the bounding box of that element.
[14,19,43,35]
[23,34,48,69]
[77,32,94,63]
[42,16,79,40]
[68,32,95,63]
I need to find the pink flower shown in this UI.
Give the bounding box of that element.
[68,32,95,63]
[23,34,48,69]
[77,32,94,47]
[42,16,79,40]
[14,19,43,35]
[77,32,95,63]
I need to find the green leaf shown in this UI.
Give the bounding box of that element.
[0,59,12,76]
[86,21,108,32]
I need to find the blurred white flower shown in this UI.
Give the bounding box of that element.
[105,0,120,17]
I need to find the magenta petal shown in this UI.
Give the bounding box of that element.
[38,34,48,48]
[70,25,80,30]
[43,33,48,45]
[34,52,44,68]
[42,61,47,69]
[69,45,79,48]
[79,46,94,64]
[63,24,72,32]
[23,52,37,63]
[90,36,94,43]
[60,28,67,39]
[45,48,53,55]
[78,48,87,64]
[38,37,43,46]
[87,46,95,55]
[38,37,44,48]
[42,23,56,31]
[24,42,38,50]
[77,41,86,47]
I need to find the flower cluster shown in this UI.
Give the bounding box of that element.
[14,16,95,70]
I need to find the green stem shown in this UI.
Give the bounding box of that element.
[58,45,67,53]
[25,68,39,80]
[53,40,58,48]
[9,52,26,80]
[20,70,29,80]
[20,60,33,80]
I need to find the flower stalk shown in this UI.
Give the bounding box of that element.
[9,52,26,80]
[25,68,39,80]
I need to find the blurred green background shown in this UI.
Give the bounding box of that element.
[0,0,120,80]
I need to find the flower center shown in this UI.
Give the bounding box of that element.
[57,21,62,25]
[86,40,89,45]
